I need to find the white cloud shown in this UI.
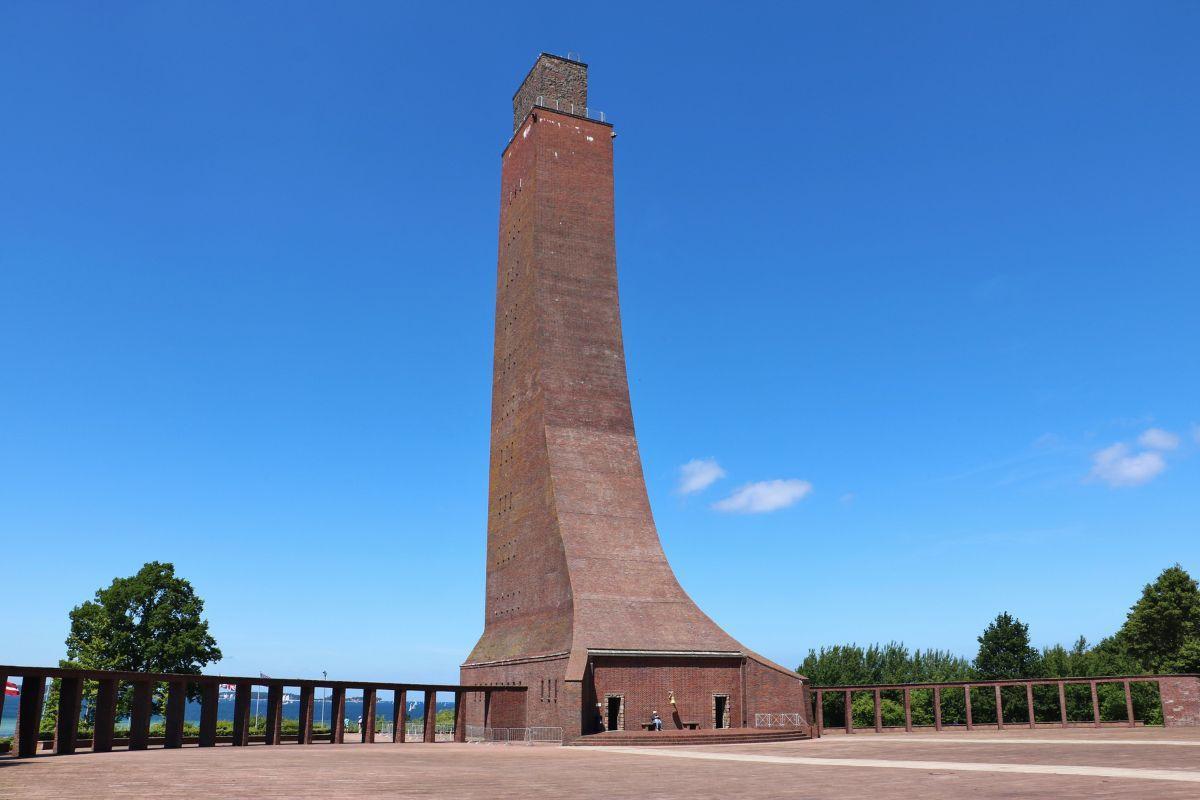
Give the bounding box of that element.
[1088,443,1166,488]
[1032,433,1062,449]
[839,492,856,505]
[677,458,726,494]
[713,479,812,513]
[1138,427,1180,451]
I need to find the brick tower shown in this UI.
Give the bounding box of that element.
[461,54,807,740]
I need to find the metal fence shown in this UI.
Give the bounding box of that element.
[403,722,454,738]
[466,726,563,745]
[755,713,803,728]
[525,727,564,745]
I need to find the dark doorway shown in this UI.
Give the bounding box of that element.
[606,696,622,731]
[714,695,728,729]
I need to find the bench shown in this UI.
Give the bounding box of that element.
[639,721,700,730]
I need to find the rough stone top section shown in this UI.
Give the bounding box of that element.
[513,52,587,131]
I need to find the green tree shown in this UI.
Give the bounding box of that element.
[799,642,974,687]
[1115,564,1200,673]
[974,612,1039,679]
[60,562,221,721]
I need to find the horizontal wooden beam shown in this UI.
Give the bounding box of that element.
[0,664,523,694]
[811,675,1185,692]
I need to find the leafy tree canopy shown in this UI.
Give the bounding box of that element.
[66,561,221,673]
[974,612,1040,679]
[799,564,1195,692]
[799,642,973,686]
[1115,564,1200,673]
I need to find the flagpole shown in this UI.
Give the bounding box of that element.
[255,673,271,734]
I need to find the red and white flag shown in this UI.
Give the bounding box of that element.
[5,681,18,697]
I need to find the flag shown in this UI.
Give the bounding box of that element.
[259,673,270,679]
[219,684,236,691]
[4,681,18,697]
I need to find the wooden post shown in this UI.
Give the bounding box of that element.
[55,676,84,755]
[454,690,467,743]
[198,683,218,747]
[816,690,824,736]
[995,684,1004,730]
[16,674,47,758]
[329,686,346,744]
[964,685,973,731]
[394,688,407,743]
[844,690,852,734]
[1058,681,1067,726]
[164,680,186,748]
[264,684,283,745]
[933,686,942,731]
[903,688,912,732]
[232,682,251,746]
[873,689,882,732]
[423,689,437,743]
[1090,681,1100,728]
[93,679,118,753]
[1026,683,1036,728]
[297,685,314,744]
[361,688,377,743]
[0,673,6,743]
[1124,680,1135,728]
[129,681,153,751]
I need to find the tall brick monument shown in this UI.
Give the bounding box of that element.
[461,54,807,739]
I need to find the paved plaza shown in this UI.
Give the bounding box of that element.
[4,727,1200,799]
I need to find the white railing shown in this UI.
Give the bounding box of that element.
[755,713,803,728]
[525,726,564,745]
[488,727,521,743]
[468,726,563,745]
[403,722,455,738]
[534,95,607,123]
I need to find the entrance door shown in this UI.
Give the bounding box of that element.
[606,696,623,731]
[714,695,729,729]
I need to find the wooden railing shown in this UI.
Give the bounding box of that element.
[810,674,1200,735]
[0,664,524,759]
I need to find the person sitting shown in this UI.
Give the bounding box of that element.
[651,711,662,731]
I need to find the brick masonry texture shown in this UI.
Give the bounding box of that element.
[13,730,1200,800]
[462,56,806,740]
[590,657,742,731]
[512,53,587,132]
[1160,676,1200,727]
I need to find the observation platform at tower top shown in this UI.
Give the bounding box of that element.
[512,52,605,131]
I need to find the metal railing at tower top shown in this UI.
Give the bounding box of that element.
[0,663,525,759]
[534,95,607,123]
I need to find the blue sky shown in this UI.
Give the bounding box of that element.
[2,2,1197,683]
